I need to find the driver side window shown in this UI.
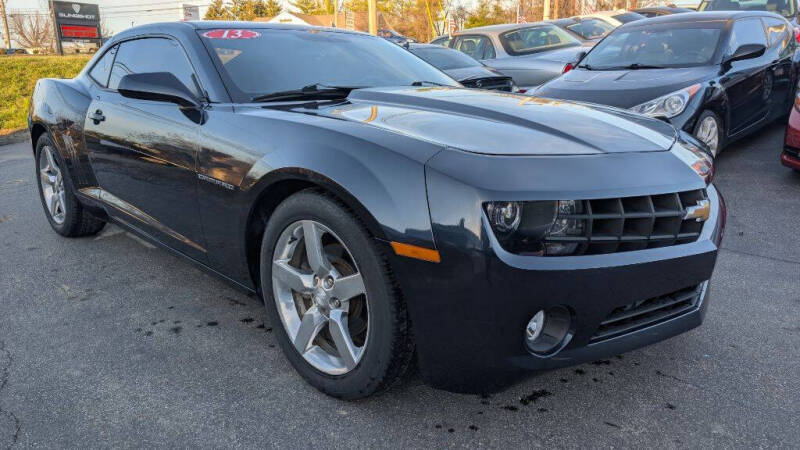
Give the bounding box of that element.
[108,37,200,97]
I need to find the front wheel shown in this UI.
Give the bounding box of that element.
[259,191,414,399]
[693,110,723,157]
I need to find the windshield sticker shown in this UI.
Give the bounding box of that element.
[203,29,260,39]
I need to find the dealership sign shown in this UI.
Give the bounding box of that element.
[52,1,102,44]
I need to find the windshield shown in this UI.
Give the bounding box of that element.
[698,0,796,18]
[198,28,458,101]
[582,25,723,69]
[500,25,581,56]
[566,19,616,39]
[410,47,482,70]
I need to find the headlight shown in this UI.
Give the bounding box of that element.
[483,200,584,256]
[674,131,714,184]
[631,84,701,119]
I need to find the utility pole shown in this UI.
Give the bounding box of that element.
[0,0,11,51]
[553,0,558,19]
[49,0,63,55]
[368,0,377,35]
[542,0,550,20]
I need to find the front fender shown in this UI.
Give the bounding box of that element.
[195,106,443,287]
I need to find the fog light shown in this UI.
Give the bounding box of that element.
[524,306,572,355]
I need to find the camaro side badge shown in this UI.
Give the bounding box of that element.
[684,199,710,222]
[198,173,235,191]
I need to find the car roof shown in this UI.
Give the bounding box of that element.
[619,10,782,27]
[550,18,578,25]
[110,21,368,43]
[408,43,448,50]
[455,21,555,34]
[635,6,693,12]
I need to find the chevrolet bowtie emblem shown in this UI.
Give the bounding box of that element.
[684,199,710,222]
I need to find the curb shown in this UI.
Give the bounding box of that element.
[0,130,29,147]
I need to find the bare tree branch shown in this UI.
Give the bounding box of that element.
[9,13,53,50]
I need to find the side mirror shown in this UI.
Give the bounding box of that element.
[723,43,766,68]
[118,72,200,108]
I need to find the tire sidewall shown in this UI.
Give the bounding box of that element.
[259,191,397,398]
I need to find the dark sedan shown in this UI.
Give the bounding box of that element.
[29,22,723,398]
[537,12,799,155]
[406,43,516,91]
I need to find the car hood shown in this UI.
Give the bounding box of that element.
[445,65,506,82]
[536,66,716,108]
[320,86,676,156]
[490,45,583,69]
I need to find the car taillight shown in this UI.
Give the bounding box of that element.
[795,27,800,43]
[562,63,574,74]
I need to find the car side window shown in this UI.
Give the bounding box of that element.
[764,17,792,56]
[728,18,768,55]
[455,35,492,60]
[88,45,117,88]
[483,40,496,59]
[108,37,199,97]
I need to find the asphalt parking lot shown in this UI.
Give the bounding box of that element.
[1,123,798,448]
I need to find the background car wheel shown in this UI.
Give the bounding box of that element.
[259,190,414,399]
[693,110,723,157]
[35,133,106,237]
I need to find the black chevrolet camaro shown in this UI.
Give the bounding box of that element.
[28,22,724,398]
[536,12,800,155]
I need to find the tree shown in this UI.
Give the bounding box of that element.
[204,0,233,20]
[231,0,258,20]
[9,13,53,50]
[254,0,283,16]
[290,0,322,14]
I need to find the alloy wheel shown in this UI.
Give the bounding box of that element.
[39,145,66,224]
[271,220,369,375]
[696,116,719,156]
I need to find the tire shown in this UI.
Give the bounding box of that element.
[259,190,413,399]
[693,110,723,157]
[35,133,106,237]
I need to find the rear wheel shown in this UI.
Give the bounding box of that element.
[259,191,413,399]
[693,110,723,157]
[35,133,105,237]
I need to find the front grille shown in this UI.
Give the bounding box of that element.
[461,77,513,91]
[591,283,705,342]
[544,189,707,255]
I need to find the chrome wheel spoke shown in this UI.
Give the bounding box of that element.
[45,147,58,171]
[329,309,359,370]
[302,220,332,276]
[40,169,55,186]
[293,305,327,354]
[46,192,57,216]
[272,260,313,294]
[332,273,365,302]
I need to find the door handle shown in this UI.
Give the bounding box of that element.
[90,109,105,125]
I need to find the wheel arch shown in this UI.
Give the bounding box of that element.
[29,122,50,155]
[243,168,388,292]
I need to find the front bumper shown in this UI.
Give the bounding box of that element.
[385,151,725,393]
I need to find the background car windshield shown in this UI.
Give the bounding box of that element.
[582,26,722,69]
[612,12,646,23]
[500,25,581,55]
[199,29,458,100]
[698,0,796,17]
[411,47,482,70]
[566,19,615,39]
